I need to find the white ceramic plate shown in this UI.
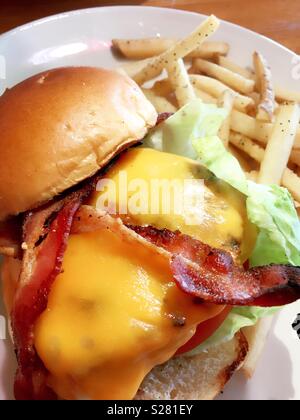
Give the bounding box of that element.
[0,6,299,401]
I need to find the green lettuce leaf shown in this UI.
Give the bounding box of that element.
[144,99,300,353]
[247,183,300,266]
[144,99,228,162]
[144,98,300,267]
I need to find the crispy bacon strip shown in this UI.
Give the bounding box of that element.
[73,208,300,307]
[128,225,300,307]
[156,112,173,125]
[12,199,79,400]
[129,225,231,269]
[171,256,300,306]
[11,182,97,400]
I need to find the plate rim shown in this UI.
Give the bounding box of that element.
[0,4,299,402]
[0,5,297,60]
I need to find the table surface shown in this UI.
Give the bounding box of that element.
[1,0,300,55]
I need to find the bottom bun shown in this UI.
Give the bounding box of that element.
[135,331,249,400]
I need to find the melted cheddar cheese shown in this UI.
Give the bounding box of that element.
[89,148,254,258]
[34,148,255,400]
[35,230,223,399]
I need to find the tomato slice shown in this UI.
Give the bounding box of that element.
[175,306,232,355]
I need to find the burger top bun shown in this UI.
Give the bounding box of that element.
[0,67,157,221]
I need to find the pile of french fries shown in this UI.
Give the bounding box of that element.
[112,15,300,211]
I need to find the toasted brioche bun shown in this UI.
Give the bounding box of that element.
[136,331,248,400]
[0,67,157,221]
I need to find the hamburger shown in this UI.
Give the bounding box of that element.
[0,66,299,400]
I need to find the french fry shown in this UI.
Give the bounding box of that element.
[187,41,229,59]
[258,104,300,184]
[152,79,178,108]
[218,90,235,146]
[193,87,217,104]
[152,79,173,97]
[116,21,300,207]
[112,38,175,59]
[229,132,265,162]
[282,168,300,202]
[192,58,255,94]
[230,129,300,170]
[253,52,275,122]
[231,110,271,142]
[275,85,300,103]
[228,145,253,172]
[142,89,177,113]
[249,91,261,106]
[218,56,254,79]
[230,131,300,202]
[166,58,196,107]
[119,58,153,79]
[132,15,220,85]
[112,38,229,60]
[190,75,255,112]
[231,109,300,148]
[245,171,259,181]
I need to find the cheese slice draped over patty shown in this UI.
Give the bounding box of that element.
[34,148,254,400]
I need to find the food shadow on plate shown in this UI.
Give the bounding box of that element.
[217,319,294,400]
